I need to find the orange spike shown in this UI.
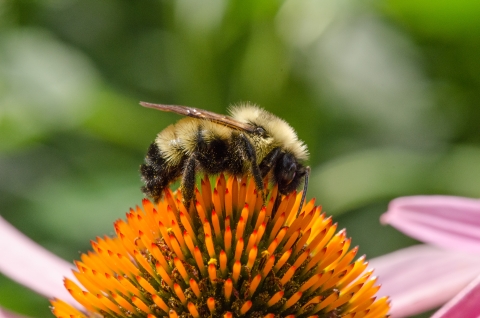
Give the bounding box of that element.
[327,246,358,274]
[133,250,156,277]
[225,215,231,230]
[256,222,266,245]
[232,261,241,284]
[299,273,321,292]
[231,177,239,213]
[203,220,212,238]
[292,249,310,269]
[208,263,217,283]
[312,291,339,314]
[234,238,244,261]
[158,221,173,251]
[213,188,224,220]
[236,217,245,241]
[195,201,206,224]
[212,209,222,241]
[173,257,190,282]
[245,230,258,253]
[304,247,327,274]
[225,188,233,219]
[350,278,380,306]
[254,207,266,231]
[267,291,284,307]
[112,292,135,313]
[217,173,226,198]
[274,249,292,273]
[156,263,173,288]
[262,255,275,278]
[173,283,187,304]
[207,297,216,313]
[187,302,200,318]
[117,275,140,296]
[224,226,232,255]
[189,278,201,298]
[268,213,286,243]
[50,299,85,317]
[293,228,311,257]
[205,234,216,258]
[170,219,186,248]
[322,269,349,291]
[337,256,369,289]
[170,234,185,261]
[265,188,277,218]
[246,246,258,269]
[367,296,390,317]
[224,278,233,301]
[326,290,355,312]
[238,181,247,212]
[249,274,262,296]
[272,194,288,223]
[132,295,152,314]
[281,229,300,254]
[310,223,338,256]
[183,231,196,258]
[240,203,249,227]
[267,238,279,255]
[299,296,323,314]
[283,191,298,224]
[194,247,206,276]
[280,266,296,285]
[220,250,228,276]
[311,269,334,292]
[104,273,129,296]
[152,294,169,313]
[136,275,156,295]
[201,177,213,211]
[239,300,252,315]
[285,211,306,237]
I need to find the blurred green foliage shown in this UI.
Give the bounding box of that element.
[1,0,480,317]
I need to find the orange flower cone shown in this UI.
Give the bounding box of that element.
[51,174,390,317]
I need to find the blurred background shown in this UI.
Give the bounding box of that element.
[1,0,480,316]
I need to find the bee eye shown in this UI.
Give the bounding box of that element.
[254,127,266,136]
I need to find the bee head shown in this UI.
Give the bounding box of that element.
[274,152,308,195]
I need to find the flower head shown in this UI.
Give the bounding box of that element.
[51,174,389,317]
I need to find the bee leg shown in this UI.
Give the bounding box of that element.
[259,147,282,177]
[296,166,311,216]
[181,154,198,210]
[238,134,265,203]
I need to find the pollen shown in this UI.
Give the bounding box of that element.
[51,174,390,317]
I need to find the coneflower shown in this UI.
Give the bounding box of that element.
[51,174,390,317]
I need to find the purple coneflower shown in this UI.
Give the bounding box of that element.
[378,195,480,317]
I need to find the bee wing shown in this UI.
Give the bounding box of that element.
[140,102,255,132]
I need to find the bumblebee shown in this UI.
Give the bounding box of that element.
[140,102,310,212]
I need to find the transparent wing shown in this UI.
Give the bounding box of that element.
[140,102,255,132]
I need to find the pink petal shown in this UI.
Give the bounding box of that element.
[0,307,28,318]
[432,274,480,318]
[0,216,80,307]
[381,195,480,252]
[369,244,480,317]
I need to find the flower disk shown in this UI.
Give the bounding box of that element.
[51,174,390,318]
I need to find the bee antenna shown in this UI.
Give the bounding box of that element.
[296,166,310,216]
